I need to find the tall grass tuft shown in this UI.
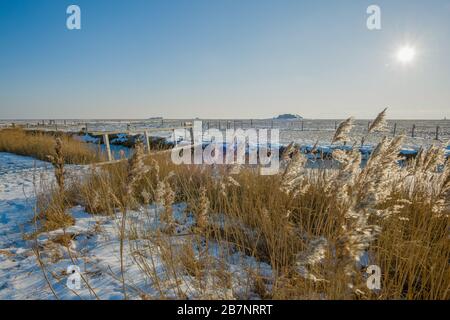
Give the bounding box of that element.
[0,128,101,164]
[47,138,65,191]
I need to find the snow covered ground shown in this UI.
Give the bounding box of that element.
[1,139,447,299]
[0,152,270,300]
[0,153,90,298]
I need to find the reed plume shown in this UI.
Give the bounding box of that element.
[280,151,307,196]
[124,142,149,201]
[196,187,210,230]
[332,117,354,144]
[368,108,388,134]
[47,137,65,191]
[361,108,388,146]
[296,237,328,282]
[156,179,175,227]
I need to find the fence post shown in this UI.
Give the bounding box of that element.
[334,121,337,130]
[301,121,304,131]
[393,123,397,136]
[435,126,440,140]
[189,126,194,146]
[411,124,416,138]
[144,130,151,153]
[103,134,112,162]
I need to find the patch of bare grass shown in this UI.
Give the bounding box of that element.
[0,128,101,164]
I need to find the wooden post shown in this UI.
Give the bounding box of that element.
[85,123,89,133]
[189,126,195,146]
[393,122,397,136]
[301,121,304,131]
[144,130,151,153]
[103,134,112,162]
[435,126,440,140]
[334,121,337,130]
[411,124,416,138]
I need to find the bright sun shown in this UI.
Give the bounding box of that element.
[397,46,416,64]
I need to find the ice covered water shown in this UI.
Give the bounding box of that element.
[2,119,448,148]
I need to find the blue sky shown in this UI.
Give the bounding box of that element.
[0,0,449,119]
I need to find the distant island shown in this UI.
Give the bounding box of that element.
[273,114,303,120]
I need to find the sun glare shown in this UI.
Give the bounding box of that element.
[397,46,416,64]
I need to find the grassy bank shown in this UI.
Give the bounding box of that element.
[0,128,101,164]
[57,139,449,299]
[34,110,450,299]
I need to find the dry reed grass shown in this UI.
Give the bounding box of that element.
[33,110,449,300]
[0,128,101,164]
[68,148,449,299]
